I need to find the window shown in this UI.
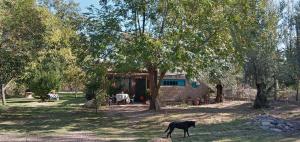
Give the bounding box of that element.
[191,82,200,88]
[161,79,185,86]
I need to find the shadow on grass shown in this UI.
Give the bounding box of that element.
[132,118,300,142]
[6,100,37,104]
[167,119,300,142]
[0,94,160,141]
[111,101,300,125]
[1,95,300,142]
[0,94,107,134]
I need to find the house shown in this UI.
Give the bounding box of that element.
[108,71,211,103]
[159,72,211,103]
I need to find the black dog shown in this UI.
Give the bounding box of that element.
[165,121,196,138]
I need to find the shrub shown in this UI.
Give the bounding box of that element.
[85,80,99,100]
[85,89,96,100]
[94,91,108,110]
[29,71,61,101]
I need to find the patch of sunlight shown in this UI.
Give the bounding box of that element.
[143,114,165,121]
[130,124,148,129]
[291,109,300,113]
[174,112,237,123]
[202,118,227,124]
[100,127,127,134]
[97,137,141,141]
[280,137,300,142]
[215,138,236,142]
[198,101,249,109]
[0,121,17,125]
[25,102,60,107]
[198,132,212,135]
[5,98,63,108]
[53,127,73,134]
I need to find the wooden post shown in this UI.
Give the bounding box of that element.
[2,84,6,105]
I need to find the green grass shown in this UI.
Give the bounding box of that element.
[0,94,103,134]
[0,94,158,141]
[171,120,292,142]
[0,95,299,142]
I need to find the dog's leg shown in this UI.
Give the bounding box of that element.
[164,126,170,133]
[167,132,171,138]
[187,129,190,137]
[166,130,171,138]
[168,128,174,138]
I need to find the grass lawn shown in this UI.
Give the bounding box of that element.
[0,94,300,142]
[0,94,104,134]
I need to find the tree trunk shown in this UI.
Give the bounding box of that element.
[274,79,278,101]
[215,84,223,103]
[75,87,78,98]
[1,84,6,105]
[148,69,160,111]
[296,80,299,101]
[95,99,99,113]
[296,14,300,58]
[296,14,300,102]
[253,83,269,109]
[149,95,160,111]
[296,86,299,101]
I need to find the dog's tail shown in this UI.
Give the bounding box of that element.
[164,125,170,133]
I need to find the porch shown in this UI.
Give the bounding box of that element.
[108,72,149,103]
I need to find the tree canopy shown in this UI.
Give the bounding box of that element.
[1,0,298,110]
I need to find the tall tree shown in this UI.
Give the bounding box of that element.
[228,0,279,108]
[294,1,300,101]
[23,48,75,101]
[0,0,80,103]
[275,0,300,102]
[0,0,45,104]
[194,58,240,103]
[38,0,83,31]
[84,0,239,110]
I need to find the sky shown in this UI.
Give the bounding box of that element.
[75,0,99,11]
[75,0,286,11]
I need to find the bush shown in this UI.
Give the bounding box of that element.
[85,88,96,100]
[96,91,109,106]
[85,80,99,100]
[29,71,61,101]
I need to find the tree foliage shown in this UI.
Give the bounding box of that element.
[233,0,279,108]
[0,0,82,102]
[0,0,43,85]
[0,0,78,83]
[84,0,244,110]
[23,49,72,100]
[0,0,295,109]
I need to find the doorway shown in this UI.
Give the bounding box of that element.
[134,79,146,102]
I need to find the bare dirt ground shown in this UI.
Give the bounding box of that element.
[101,101,300,141]
[104,101,300,125]
[1,99,300,142]
[0,132,102,142]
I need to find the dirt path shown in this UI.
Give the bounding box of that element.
[1,101,300,142]
[104,101,254,123]
[103,104,151,120]
[0,132,101,142]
